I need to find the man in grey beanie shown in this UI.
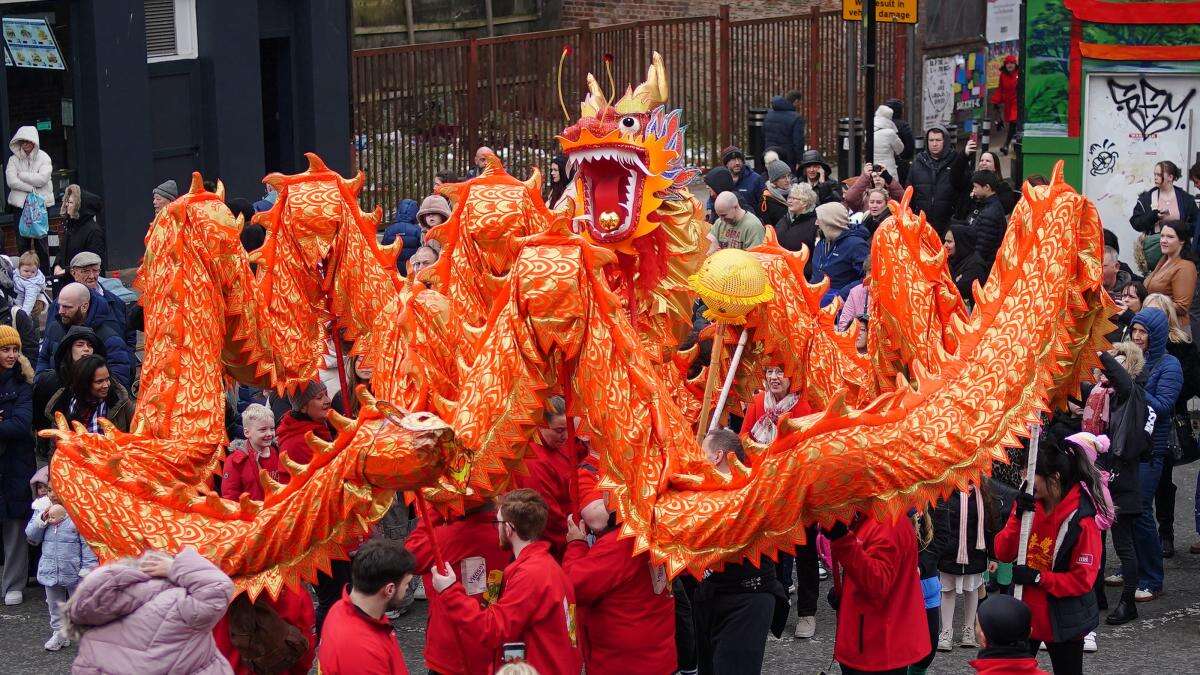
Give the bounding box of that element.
[151,179,178,214]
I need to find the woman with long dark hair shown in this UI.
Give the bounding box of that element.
[994,437,1108,675]
[46,354,132,434]
[544,155,575,210]
[1142,220,1198,323]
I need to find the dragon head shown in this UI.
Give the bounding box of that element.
[557,52,696,256]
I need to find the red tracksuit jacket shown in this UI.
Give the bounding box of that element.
[512,440,581,559]
[830,515,931,672]
[316,589,409,674]
[406,509,512,675]
[994,484,1101,643]
[220,444,288,501]
[562,531,675,675]
[440,540,582,675]
[970,655,1049,674]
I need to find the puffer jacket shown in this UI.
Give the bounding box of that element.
[763,96,806,167]
[809,223,871,306]
[383,199,422,269]
[872,105,904,175]
[37,288,132,387]
[968,194,1007,270]
[66,547,235,675]
[5,125,54,209]
[1132,308,1183,457]
[25,504,98,587]
[908,126,970,235]
[0,360,34,521]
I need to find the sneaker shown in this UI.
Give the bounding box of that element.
[1104,573,1124,587]
[1162,538,1176,559]
[44,633,69,651]
[1083,631,1098,653]
[937,631,953,652]
[959,627,978,648]
[3,590,21,606]
[794,615,816,639]
[818,562,829,581]
[1039,641,1048,651]
[1134,588,1158,602]
[413,577,426,601]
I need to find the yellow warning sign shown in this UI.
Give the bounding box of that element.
[842,0,918,24]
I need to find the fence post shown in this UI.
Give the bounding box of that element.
[578,20,592,88]
[718,4,731,149]
[806,6,819,148]
[894,22,906,100]
[709,16,719,165]
[466,38,479,160]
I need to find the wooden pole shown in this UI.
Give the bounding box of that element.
[708,327,750,433]
[696,323,727,442]
[1014,423,1041,601]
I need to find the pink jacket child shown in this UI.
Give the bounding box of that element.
[64,547,236,675]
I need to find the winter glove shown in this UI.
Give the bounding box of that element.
[823,521,850,541]
[1011,564,1041,587]
[879,169,894,185]
[1014,483,1036,516]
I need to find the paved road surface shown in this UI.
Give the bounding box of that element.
[5,461,1199,673]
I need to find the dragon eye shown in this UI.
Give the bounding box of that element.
[619,116,641,133]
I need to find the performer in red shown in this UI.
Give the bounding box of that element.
[430,489,582,675]
[405,503,512,675]
[562,488,676,675]
[826,513,931,674]
[511,395,584,559]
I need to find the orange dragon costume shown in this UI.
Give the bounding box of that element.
[43,53,1113,598]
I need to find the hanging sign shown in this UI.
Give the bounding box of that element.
[843,0,919,23]
[3,17,64,70]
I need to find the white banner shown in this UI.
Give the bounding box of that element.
[986,0,1021,45]
[923,56,957,131]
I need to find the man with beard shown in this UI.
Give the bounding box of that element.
[512,396,584,559]
[36,282,131,388]
[741,367,821,639]
[317,539,417,674]
[432,489,582,675]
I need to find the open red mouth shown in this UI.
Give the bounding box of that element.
[567,148,648,243]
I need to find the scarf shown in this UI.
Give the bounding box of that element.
[68,396,108,434]
[1065,433,1115,531]
[956,487,986,565]
[1081,384,1112,435]
[750,391,800,444]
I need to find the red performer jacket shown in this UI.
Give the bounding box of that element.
[439,540,582,675]
[740,390,814,444]
[406,508,512,675]
[970,654,1050,674]
[994,484,1101,643]
[829,515,931,672]
[562,531,676,675]
[316,589,409,675]
[220,442,288,501]
[512,439,583,559]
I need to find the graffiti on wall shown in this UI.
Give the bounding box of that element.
[1107,77,1197,141]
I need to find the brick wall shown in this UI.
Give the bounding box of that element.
[560,0,841,25]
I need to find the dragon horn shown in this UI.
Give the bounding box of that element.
[306,153,330,173]
[631,51,669,108]
[188,172,205,195]
[586,73,608,108]
[603,53,616,101]
[523,167,543,195]
[214,180,226,201]
[557,46,572,121]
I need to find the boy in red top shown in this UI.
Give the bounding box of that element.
[511,396,583,559]
[562,490,676,675]
[431,488,582,675]
[405,503,512,675]
[317,539,416,675]
[826,513,931,674]
[220,403,288,501]
[969,595,1049,675]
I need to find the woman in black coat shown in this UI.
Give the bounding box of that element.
[54,185,105,292]
[1129,160,1200,241]
[945,222,989,310]
[1096,348,1144,624]
[0,325,35,605]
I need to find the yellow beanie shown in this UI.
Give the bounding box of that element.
[0,325,19,350]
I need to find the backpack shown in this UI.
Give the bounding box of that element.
[18,192,49,238]
[1109,383,1154,462]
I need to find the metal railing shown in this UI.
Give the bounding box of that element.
[352,5,907,217]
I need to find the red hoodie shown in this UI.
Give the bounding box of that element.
[406,509,513,675]
[562,531,675,675]
[317,589,409,674]
[512,440,581,559]
[439,540,582,675]
[970,655,1050,674]
[994,484,1101,643]
[830,515,930,672]
[275,411,334,465]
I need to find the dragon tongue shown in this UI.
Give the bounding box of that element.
[591,169,627,229]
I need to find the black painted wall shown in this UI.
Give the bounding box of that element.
[67,0,350,268]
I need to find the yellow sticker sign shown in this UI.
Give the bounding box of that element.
[842,0,918,23]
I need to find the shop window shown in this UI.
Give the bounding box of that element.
[145,0,195,62]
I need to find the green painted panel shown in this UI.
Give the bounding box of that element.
[1021,136,1083,188]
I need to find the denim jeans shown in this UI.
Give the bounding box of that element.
[1134,454,1165,592]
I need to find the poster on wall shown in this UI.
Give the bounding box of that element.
[986,0,1022,44]
[2,17,64,70]
[923,56,957,130]
[953,51,987,113]
[1082,72,1200,266]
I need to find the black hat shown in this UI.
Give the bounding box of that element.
[976,595,1032,647]
[798,149,831,174]
[720,146,746,165]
